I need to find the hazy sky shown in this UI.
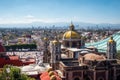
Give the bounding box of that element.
[0,0,120,24]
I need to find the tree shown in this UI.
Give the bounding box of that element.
[0,65,35,80]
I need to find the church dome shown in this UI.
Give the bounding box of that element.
[108,36,114,43]
[52,40,59,45]
[63,31,80,39]
[83,53,106,61]
[47,68,53,73]
[43,37,49,41]
[50,75,56,80]
[49,71,54,76]
[0,43,5,52]
[52,37,60,45]
[63,23,80,39]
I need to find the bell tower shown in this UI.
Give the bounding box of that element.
[107,36,117,59]
[50,37,61,70]
[43,37,50,63]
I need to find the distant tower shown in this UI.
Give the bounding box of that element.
[50,37,61,70]
[107,36,117,59]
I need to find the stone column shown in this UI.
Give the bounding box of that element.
[113,67,116,80]
[81,70,84,80]
[68,72,73,80]
[106,70,108,80]
[94,71,96,80]
[69,41,72,48]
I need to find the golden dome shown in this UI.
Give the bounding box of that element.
[52,40,58,44]
[50,75,56,80]
[63,30,80,39]
[47,68,53,72]
[108,36,114,43]
[109,39,114,43]
[43,37,48,41]
[83,53,106,61]
[49,71,54,76]
[63,23,80,39]
[52,37,60,45]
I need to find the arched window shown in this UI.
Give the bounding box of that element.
[56,55,58,60]
[117,75,120,80]
[85,76,91,80]
[74,77,80,80]
[98,77,104,80]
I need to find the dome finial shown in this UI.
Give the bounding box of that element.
[108,36,114,43]
[110,36,113,40]
[69,21,74,30]
[54,36,58,40]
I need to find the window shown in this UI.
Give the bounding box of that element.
[85,77,91,80]
[74,77,80,80]
[117,75,120,80]
[99,78,104,80]
[56,55,58,60]
[98,77,104,80]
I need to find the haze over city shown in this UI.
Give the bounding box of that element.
[0,0,120,25]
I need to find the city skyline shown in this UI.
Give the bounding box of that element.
[0,0,120,24]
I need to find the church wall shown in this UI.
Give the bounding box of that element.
[116,68,120,73]
[66,71,83,80]
[72,71,83,80]
[85,70,94,80]
[108,68,114,80]
[116,68,120,77]
[58,61,120,80]
[96,71,106,80]
[68,51,73,58]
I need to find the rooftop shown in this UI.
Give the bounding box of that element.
[66,48,93,52]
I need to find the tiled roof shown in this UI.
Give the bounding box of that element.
[40,71,61,80]
[9,56,19,60]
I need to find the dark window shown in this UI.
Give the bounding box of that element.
[56,55,58,60]
[99,78,104,80]
[117,75,120,80]
[85,77,91,80]
[74,77,80,80]
[66,42,69,47]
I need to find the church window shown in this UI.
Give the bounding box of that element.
[98,77,104,80]
[117,75,120,80]
[74,77,80,80]
[56,55,58,60]
[85,76,91,80]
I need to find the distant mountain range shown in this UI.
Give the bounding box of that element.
[0,22,120,29]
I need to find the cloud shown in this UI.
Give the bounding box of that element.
[24,15,35,19]
[1,15,119,24]
[0,14,81,24]
[0,17,77,24]
[0,14,120,24]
